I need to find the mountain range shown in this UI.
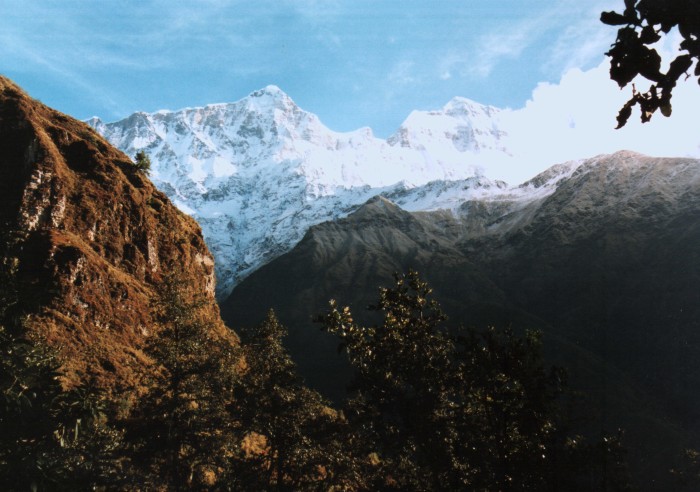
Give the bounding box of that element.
[7,67,700,490]
[88,86,525,298]
[221,151,700,488]
[88,86,700,488]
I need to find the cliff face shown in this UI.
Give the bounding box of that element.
[0,76,234,392]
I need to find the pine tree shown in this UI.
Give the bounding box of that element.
[133,150,151,174]
[234,310,358,490]
[128,273,240,489]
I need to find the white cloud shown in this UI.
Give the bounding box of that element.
[493,60,700,184]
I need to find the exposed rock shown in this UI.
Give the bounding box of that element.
[0,76,235,393]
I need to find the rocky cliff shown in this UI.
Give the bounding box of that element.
[0,76,234,393]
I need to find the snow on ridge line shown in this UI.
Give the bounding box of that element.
[87,86,551,298]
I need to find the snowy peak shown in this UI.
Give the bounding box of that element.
[387,98,510,160]
[442,96,501,119]
[235,85,317,141]
[89,86,520,297]
[246,84,296,111]
[85,116,106,134]
[250,84,288,98]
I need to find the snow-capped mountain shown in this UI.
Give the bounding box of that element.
[88,86,552,298]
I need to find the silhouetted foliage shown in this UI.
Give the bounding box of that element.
[0,232,642,490]
[319,270,636,490]
[0,234,124,490]
[602,0,700,127]
[671,448,700,490]
[232,309,360,490]
[0,322,66,490]
[318,271,454,489]
[128,273,240,489]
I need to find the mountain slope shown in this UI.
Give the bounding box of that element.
[221,195,515,397]
[472,151,700,417]
[221,151,700,488]
[0,76,234,393]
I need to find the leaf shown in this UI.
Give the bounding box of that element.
[638,47,663,81]
[601,11,632,26]
[667,54,693,82]
[610,58,639,88]
[615,99,636,129]
[639,25,661,44]
[660,102,672,117]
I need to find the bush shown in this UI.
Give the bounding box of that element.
[133,150,151,174]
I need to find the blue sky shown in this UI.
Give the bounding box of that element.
[1,0,697,177]
[1,1,622,133]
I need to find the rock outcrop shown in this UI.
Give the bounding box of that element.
[0,76,235,393]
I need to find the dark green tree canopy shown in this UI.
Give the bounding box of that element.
[602,0,700,127]
[318,271,634,490]
[133,150,151,174]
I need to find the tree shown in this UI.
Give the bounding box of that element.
[128,273,240,489]
[447,327,563,489]
[318,271,455,489]
[0,233,124,490]
[133,150,151,174]
[232,310,359,490]
[318,271,635,490]
[0,322,65,490]
[601,0,700,127]
[670,448,700,490]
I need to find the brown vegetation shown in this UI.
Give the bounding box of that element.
[0,76,235,394]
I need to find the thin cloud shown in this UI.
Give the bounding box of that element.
[1,34,125,117]
[471,24,538,77]
[281,0,342,21]
[387,60,417,86]
[543,1,620,76]
[455,0,620,81]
